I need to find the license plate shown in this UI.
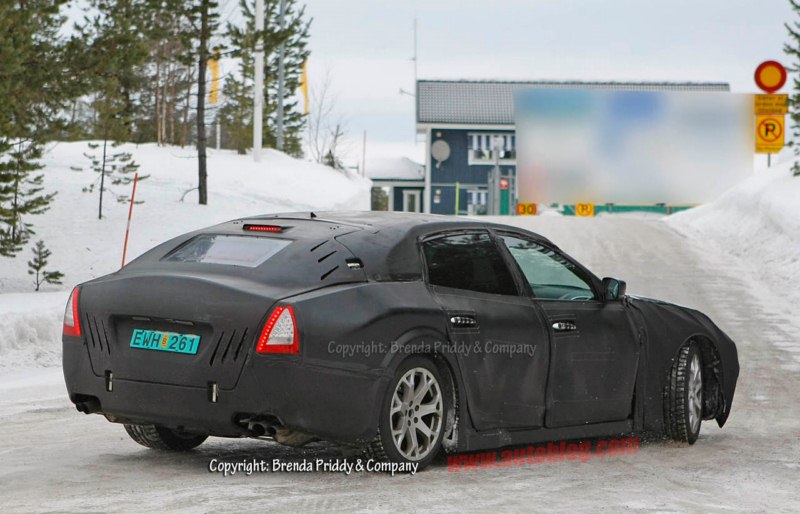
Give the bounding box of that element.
[130,329,201,355]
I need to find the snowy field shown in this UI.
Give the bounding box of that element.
[1,146,799,512]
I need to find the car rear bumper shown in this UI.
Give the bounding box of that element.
[63,337,388,444]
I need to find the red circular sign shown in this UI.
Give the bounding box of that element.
[754,61,787,93]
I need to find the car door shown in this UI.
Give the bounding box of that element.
[421,230,550,431]
[497,233,639,428]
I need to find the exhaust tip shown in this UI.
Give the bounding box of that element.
[73,395,101,415]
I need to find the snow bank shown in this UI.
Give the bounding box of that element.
[0,292,67,367]
[0,142,371,367]
[0,142,371,293]
[668,161,800,306]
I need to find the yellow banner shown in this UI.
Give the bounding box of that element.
[301,60,309,114]
[208,51,220,104]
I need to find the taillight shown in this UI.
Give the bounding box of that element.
[244,224,284,233]
[256,306,299,354]
[63,287,81,337]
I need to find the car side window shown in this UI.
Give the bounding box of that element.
[422,232,518,296]
[500,235,596,300]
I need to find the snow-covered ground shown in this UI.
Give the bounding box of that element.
[668,160,800,309]
[0,142,370,367]
[0,141,371,294]
[1,146,799,511]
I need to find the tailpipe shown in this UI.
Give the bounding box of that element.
[73,396,102,415]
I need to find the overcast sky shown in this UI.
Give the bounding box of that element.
[67,0,795,163]
[297,0,794,162]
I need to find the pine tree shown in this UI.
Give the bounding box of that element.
[0,142,56,256]
[0,1,75,257]
[265,0,311,156]
[785,0,800,176]
[82,141,146,219]
[27,240,64,291]
[218,65,254,154]
[182,0,221,205]
[78,0,151,141]
[140,0,197,146]
[226,0,311,157]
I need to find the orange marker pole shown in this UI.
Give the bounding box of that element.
[121,173,139,268]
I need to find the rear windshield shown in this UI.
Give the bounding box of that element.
[162,234,290,267]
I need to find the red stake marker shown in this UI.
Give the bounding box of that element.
[121,173,139,268]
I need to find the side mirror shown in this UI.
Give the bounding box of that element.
[602,277,626,301]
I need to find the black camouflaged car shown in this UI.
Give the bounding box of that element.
[63,211,738,469]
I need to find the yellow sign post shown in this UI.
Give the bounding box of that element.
[575,203,595,217]
[754,94,788,115]
[755,115,785,154]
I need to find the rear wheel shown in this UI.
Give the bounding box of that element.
[367,356,449,470]
[665,342,704,444]
[124,424,208,451]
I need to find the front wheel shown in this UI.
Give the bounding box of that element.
[124,424,208,451]
[367,356,450,470]
[664,342,704,444]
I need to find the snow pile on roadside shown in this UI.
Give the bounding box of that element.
[0,141,371,293]
[0,142,370,367]
[0,292,67,368]
[668,161,800,306]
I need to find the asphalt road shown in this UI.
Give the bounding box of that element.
[1,216,798,512]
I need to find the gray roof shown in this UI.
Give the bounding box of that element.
[416,79,731,125]
[366,157,424,181]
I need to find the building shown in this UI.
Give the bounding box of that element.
[415,80,730,215]
[367,157,425,212]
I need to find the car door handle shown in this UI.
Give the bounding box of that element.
[552,321,577,332]
[450,315,478,328]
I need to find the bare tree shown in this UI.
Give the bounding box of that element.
[306,70,348,168]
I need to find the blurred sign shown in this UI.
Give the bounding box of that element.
[514,89,753,204]
[499,178,509,190]
[575,203,595,217]
[516,203,537,216]
[754,61,787,94]
[754,94,788,115]
[755,115,784,153]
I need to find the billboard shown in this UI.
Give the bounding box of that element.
[514,89,754,204]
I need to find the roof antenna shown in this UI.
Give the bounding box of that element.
[310,212,317,219]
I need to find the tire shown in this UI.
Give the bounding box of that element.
[664,342,704,444]
[366,356,450,471]
[124,424,208,451]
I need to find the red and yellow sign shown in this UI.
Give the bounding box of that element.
[755,115,784,154]
[516,203,537,216]
[754,61,787,94]
[575,203,595,217]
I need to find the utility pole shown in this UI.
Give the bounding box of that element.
[413,17,418,88]
[253,0,264,161]
[276,0,287,151]
[362,130,367,177]
[196,0,210,205]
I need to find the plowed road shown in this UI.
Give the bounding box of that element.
[2,216,798,512]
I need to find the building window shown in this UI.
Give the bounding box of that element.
[467,189,488,216]
[468,133,516,165]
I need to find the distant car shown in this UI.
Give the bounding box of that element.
[63,212,739,470]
